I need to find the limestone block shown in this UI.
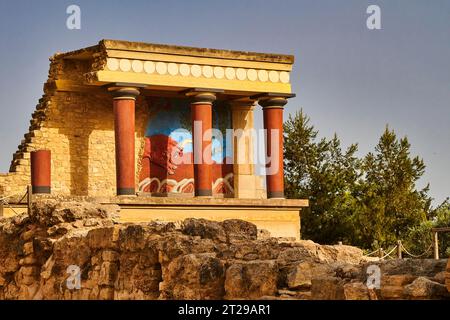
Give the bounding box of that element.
[311,276,345,300]
[19,256,38,266]
[380,274,416,299]
[99,287,114,300]
[225,260,277,299]
[102,250,119,262]
[403,276,450,300]
[99,262,119,286]
[20,266,40,277]
[343,282,373,300]
[160,253,225,300]
[287,261,333,290]
[23,242,34,256]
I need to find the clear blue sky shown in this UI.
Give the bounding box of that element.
[0,0,449,204]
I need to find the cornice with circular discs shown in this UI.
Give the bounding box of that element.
[105,58,290,84]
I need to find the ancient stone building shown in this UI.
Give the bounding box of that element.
[0,40,307,239]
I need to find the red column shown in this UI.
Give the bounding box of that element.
[188,92,216,197]
[260,97,288,199]
[111,87,140,196]
[31,150,51,194]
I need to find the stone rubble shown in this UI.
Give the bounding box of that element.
[0,200,449,300]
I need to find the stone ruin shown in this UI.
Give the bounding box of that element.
[0,200,448,300]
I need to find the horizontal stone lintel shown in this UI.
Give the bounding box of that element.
[27,194,308,208]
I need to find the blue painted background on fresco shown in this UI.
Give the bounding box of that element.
[145,98,231,163]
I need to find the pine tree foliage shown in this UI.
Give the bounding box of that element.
[284,111,437,251]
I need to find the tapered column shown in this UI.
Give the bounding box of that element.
[259,97,288,199]
[187,91,216,197]
[110,87,140,196]
[30,150,51,194]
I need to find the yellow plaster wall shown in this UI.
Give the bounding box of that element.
[119,206,301,239]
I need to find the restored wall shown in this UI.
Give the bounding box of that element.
[0,93,239,197]
[0,58,148,197]
[0,58,231,197]
[0,89,149,197]
[0,57,262,198]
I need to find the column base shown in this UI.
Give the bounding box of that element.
[32,186,51,194]
[117,188,136,196]
[267,191,285,199]
[195,189,213,197]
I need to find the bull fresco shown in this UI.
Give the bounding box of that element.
[138,97,234,195]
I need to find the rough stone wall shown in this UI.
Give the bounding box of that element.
[0,200,448,300]
[0,56,149,197]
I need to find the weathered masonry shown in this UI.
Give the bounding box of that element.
[0,40,307,238]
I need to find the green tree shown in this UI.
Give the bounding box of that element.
[354,127,431,249]
[284,111,434,249]
[284,110,360,244]
[284,109,326,199]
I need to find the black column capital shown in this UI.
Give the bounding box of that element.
[108,87,140,100]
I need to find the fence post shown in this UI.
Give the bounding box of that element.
[0,202,3,217]
[433,231,439,260]
[378,247,384,259]
[27,185,33,215]
[397,240,402,259]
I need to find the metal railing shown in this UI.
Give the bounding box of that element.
[0,185,33,217]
